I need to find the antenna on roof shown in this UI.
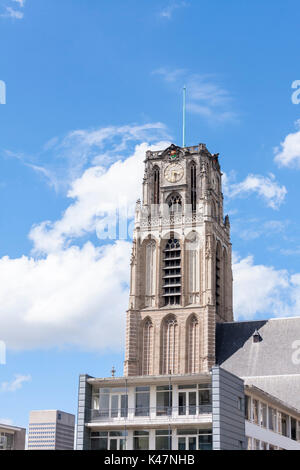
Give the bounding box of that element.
[182,86,186,148]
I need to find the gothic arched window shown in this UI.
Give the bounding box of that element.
[167,193,182,214]
[153,166,160,205]
[223,248,227,317]
[163,238,181,306]
[187,315,200,374]
[215,242,222,316]
[191,162,197,212]
[186,233,200,305]
[142,318,153,375]
[161,315,178,375]
[145,240,156,307]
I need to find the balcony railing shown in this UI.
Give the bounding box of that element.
[90,405,212,422]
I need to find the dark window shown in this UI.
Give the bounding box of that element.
[153,167,160,205]
[135,386,150,416]
[156,385,172,416]
[191,162,196,212]
[155,430,172,450]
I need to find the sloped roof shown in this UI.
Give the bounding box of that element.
[216,317,300,410]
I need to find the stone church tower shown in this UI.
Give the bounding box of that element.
[124,143,233,377]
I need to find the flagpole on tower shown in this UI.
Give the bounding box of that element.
[182,85,186,148]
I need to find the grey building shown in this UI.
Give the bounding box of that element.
[28,410,75,450]
[0,423,26,450]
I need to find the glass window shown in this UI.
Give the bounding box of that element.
[281,413,289,437]
[179,392,186,416]
[156,386,172,416]
[91,437,108,450]
[99,389,110,417]
[121,394,128,418]
[177,429,198,451]
[135,386,150,416]
[260,403,267,428]
[247,437,252,450]
[291,418,297,441]
[198,430,212,451]
[133,431,149,450]
[268,407,277,432]
[252,399,259,425]
[155,430,172,450]
[254,439,260,450]
[245,396,251,420]
[198,384,211,407]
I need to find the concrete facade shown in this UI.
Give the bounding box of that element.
[212,367,246,450]
[28,410,75,450]
[125,144,233,377]
[0,423,26,450]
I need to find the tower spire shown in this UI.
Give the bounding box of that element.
[182,86,186,148]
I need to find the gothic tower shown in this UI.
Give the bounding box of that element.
[124,143,233,377]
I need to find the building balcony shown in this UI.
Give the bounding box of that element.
[88,406,212,429]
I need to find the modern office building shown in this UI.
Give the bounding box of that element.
[0,423,26,450]
[28,410,75,450]
[76,143,300,450]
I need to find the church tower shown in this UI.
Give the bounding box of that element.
[124,143,233,377]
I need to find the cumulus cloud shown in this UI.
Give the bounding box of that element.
[0,241,131,351]
[274,129,300,168]
[0,134,170,352]
[223,172,287,209]
[1,374,31,392]
[233,254,300,320]
[29,141,170,254]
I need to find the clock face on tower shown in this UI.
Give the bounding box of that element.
[164,163,184,183]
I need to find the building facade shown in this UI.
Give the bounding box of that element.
[28,410,75,450]
[125,143,233,377]
[0,423,26,450]
[76,143,300,451]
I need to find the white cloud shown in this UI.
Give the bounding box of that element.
[0,241,131,351]
[153,69,237,123]
[7,123,169,192]
[1,374,31,392]
[233,254,300,320]
[274,129,300,168]
[231,218,287,241]
[0,137,170,352]
[159,1,188,19]
[1,6,23,19]
[29,141,170,254]
[223,172,287,209]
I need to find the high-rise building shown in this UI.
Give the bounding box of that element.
[0,423,26,450]
[28,410,75,450]
[76,143,300,451]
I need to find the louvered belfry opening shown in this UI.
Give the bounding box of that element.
[163,238,181,306]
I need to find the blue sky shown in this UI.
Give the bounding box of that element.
[1,0,300,431]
